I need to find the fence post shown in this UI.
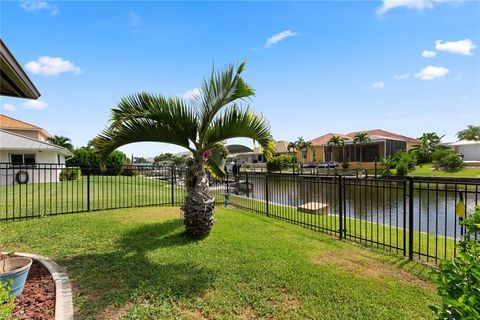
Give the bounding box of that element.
[226,171,229,193]
[246,172,250,198]
[87,173,91,212]
[265,173,269,217]
[338,175,343,240]
[402,178,407,257]
[171,166,175,206]
[408,176,414,260]
[374,159,378,179]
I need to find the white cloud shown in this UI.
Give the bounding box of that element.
[25,56,82,76]
[435,39,476,56]
[372,81,385,89]
[265,30,299,48]
[377,0,458,14]
[182,88,202,100]
[21,0,58,15]
[2,103,16,111]
[394,73,410,80]
[415,65,449,80]
[422,50,437,58]
[23,100,48,110]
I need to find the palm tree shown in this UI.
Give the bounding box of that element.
[294,137,314,163]
[327,135,345,162]
[352,133,370,166]
[287,141,297,153]
[457,125,480,141]
[411,132,445,163]
[93,62,274,239]
[46,135,74,151]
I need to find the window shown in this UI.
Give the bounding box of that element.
[58,154,61,164]
[10,154,36,166]
[312,149,317,161]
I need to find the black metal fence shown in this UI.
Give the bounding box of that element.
[1,163,479,264]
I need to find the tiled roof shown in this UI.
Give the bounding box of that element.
[310,133,351,146]
[310,130,417,146]
[0,114,42,130]
[346,129,417,142]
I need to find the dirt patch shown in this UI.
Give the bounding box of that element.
[1,254,55,320]
[277,289,302,312]
[234,306,260,320]
[313,249,434,290]
[180,308,209,320]
[96,301,134,320]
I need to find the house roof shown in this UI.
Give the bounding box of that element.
[252,140,291,154]
[449,140,480,146]
[310,133,351,146]
[309,129,417,146]
[0,39,40,99]
[346,129,417,142]
[0,114,50,137]
[0,129,72,156]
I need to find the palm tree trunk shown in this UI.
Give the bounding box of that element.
[182,158,215,239]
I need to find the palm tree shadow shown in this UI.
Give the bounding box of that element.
[59,219,214,318]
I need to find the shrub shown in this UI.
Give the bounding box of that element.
[432,149,463,170]
[0,280,14,320]
[121,164,136,176]
[341,160,349,169]
[396,161,408,177]
[431,206,480,319]
[67,147,126,175]
[267,155,294,172]
[59,167,81,181]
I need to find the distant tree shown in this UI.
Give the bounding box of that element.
[287,141,297,153]
[457,125,480,141]
[46,135,74,151]
[293,137,314,163]
[154,153,175,163]
[134,157,148,163]
[353,133,370,165]
[411,132,445,164]
[327,135,345,162]
[66,147,126,175]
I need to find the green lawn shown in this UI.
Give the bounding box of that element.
[0,175,186,220]
[230,195,458,262]
[0,207,438,319]
[409,164,480,178]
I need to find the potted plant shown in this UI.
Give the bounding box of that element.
[0,256,33,297]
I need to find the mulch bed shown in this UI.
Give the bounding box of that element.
[1,254,55,320]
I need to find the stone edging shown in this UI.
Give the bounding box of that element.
[2,252,74,320]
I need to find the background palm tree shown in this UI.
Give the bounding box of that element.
[456,125,480,141]
[46,135,74,151]
[352,133,370,166]
[93,62,274,239]
[411,132,445,163]
[293,137,314,163]
[327,135,345,162]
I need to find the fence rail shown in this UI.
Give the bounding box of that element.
[1,163,479,264]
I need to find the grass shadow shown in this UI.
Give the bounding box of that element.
[58,218,214,318]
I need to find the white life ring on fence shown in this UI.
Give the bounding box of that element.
[15,170,29,184]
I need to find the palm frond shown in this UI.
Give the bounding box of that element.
[203,104,275,160]
[94,93,199,160]
[198,62,255,141]
[205,142,229,179]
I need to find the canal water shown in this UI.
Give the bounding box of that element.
[228,174,479,239]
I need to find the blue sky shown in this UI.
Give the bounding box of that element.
[1,0,479,157]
